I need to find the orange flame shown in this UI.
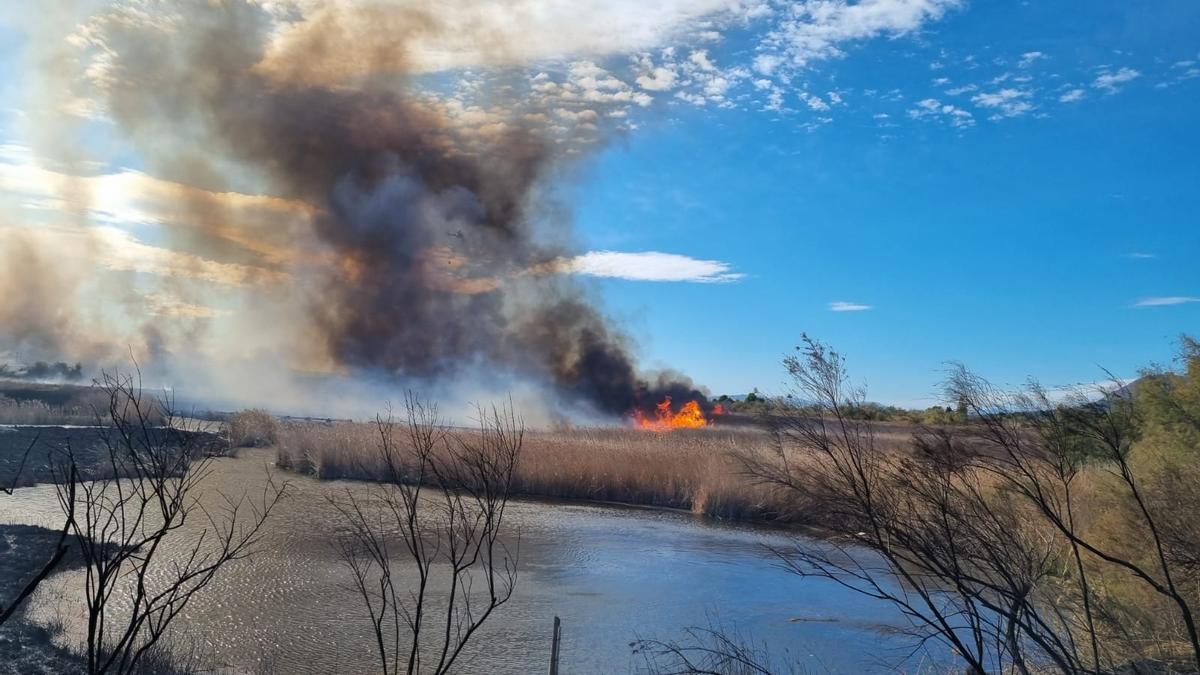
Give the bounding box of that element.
[632,396,710,431]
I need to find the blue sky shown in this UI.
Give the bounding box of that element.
[0,1,1197,411]
[562,1,1200,404]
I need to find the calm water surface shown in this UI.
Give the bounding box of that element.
[2,447,946,674]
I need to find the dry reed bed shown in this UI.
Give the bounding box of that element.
[0,395,106,426]
[275,422,817,522]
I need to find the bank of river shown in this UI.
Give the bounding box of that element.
[1,445,949,674]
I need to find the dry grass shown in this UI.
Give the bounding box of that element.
[1062,458,1200,660]
[276,422,836,522]
[0,393,108,426]
[228,409,280,448]
[517,427,784,520]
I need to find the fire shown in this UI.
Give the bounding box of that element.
[632,396,710,431]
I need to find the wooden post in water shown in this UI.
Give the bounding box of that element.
[549,616,562,675]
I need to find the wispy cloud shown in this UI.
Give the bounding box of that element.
[1127,252,1155,259]
[971,87,1034,118]
[251,0,963,120]
[829,301,872,312]
[1133,296,1198,307]
[908,97,975,127]
[1093,66,1140,93]
[54,0,1183,145]
[1017,51,1046,68]
[759,0,963,72]
[260,0,748,77]
[1059,88,1085,103]
[637,0,963,111]
[566,250,743,283]
[1156,59,1200,89]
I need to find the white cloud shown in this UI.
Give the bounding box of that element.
[1059,88,1085,103]
[908,98,938,114]
[1093,66,1140,93]
[636,47,749,106]
[80,0,965,122]
[829,301,872,312]
[530,61,654,112]
[971,87,1034,117]
[1017,51,1046,68]
[757,0,962,75]
[799,91,830,111]
[1128,252,1155,259]
[565,250,743,282]
[689,49,717,72]
[765,90,785,110]
[262,0,748,76]
[703,74,733,98]
[753,54,782,76]
[635,65,679,91]
[1133,296,1199,308]
[1158,60,1200,88]
[907,98,974,127]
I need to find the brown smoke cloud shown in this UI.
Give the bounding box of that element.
[2,0,710,418]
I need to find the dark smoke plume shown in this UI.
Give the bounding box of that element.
[15,1,709,417]
[0,361,84,382]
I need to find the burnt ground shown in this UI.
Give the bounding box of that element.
[0,424,223,674]
[0,427,101,674]
[0,525,85,674]
[0,426,114,490]
[1,426,227,490]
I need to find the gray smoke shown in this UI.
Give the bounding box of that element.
[4,0,711,418]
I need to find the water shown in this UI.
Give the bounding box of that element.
[1,447,946,674]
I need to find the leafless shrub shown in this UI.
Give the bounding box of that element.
[944,365,1200,672]
[1145,461,1200,582]
[330,393,521,675]
[51,368,288,674]
[633,616,800,675]
[733,335,1200,674]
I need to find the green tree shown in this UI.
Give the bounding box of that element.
[1134,335,1200,462]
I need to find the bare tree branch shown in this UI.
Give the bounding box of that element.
[332,393,522,675]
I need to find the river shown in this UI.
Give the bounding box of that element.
[0,446,947,674]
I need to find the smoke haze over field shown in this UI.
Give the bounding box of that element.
[0,0,712,420]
